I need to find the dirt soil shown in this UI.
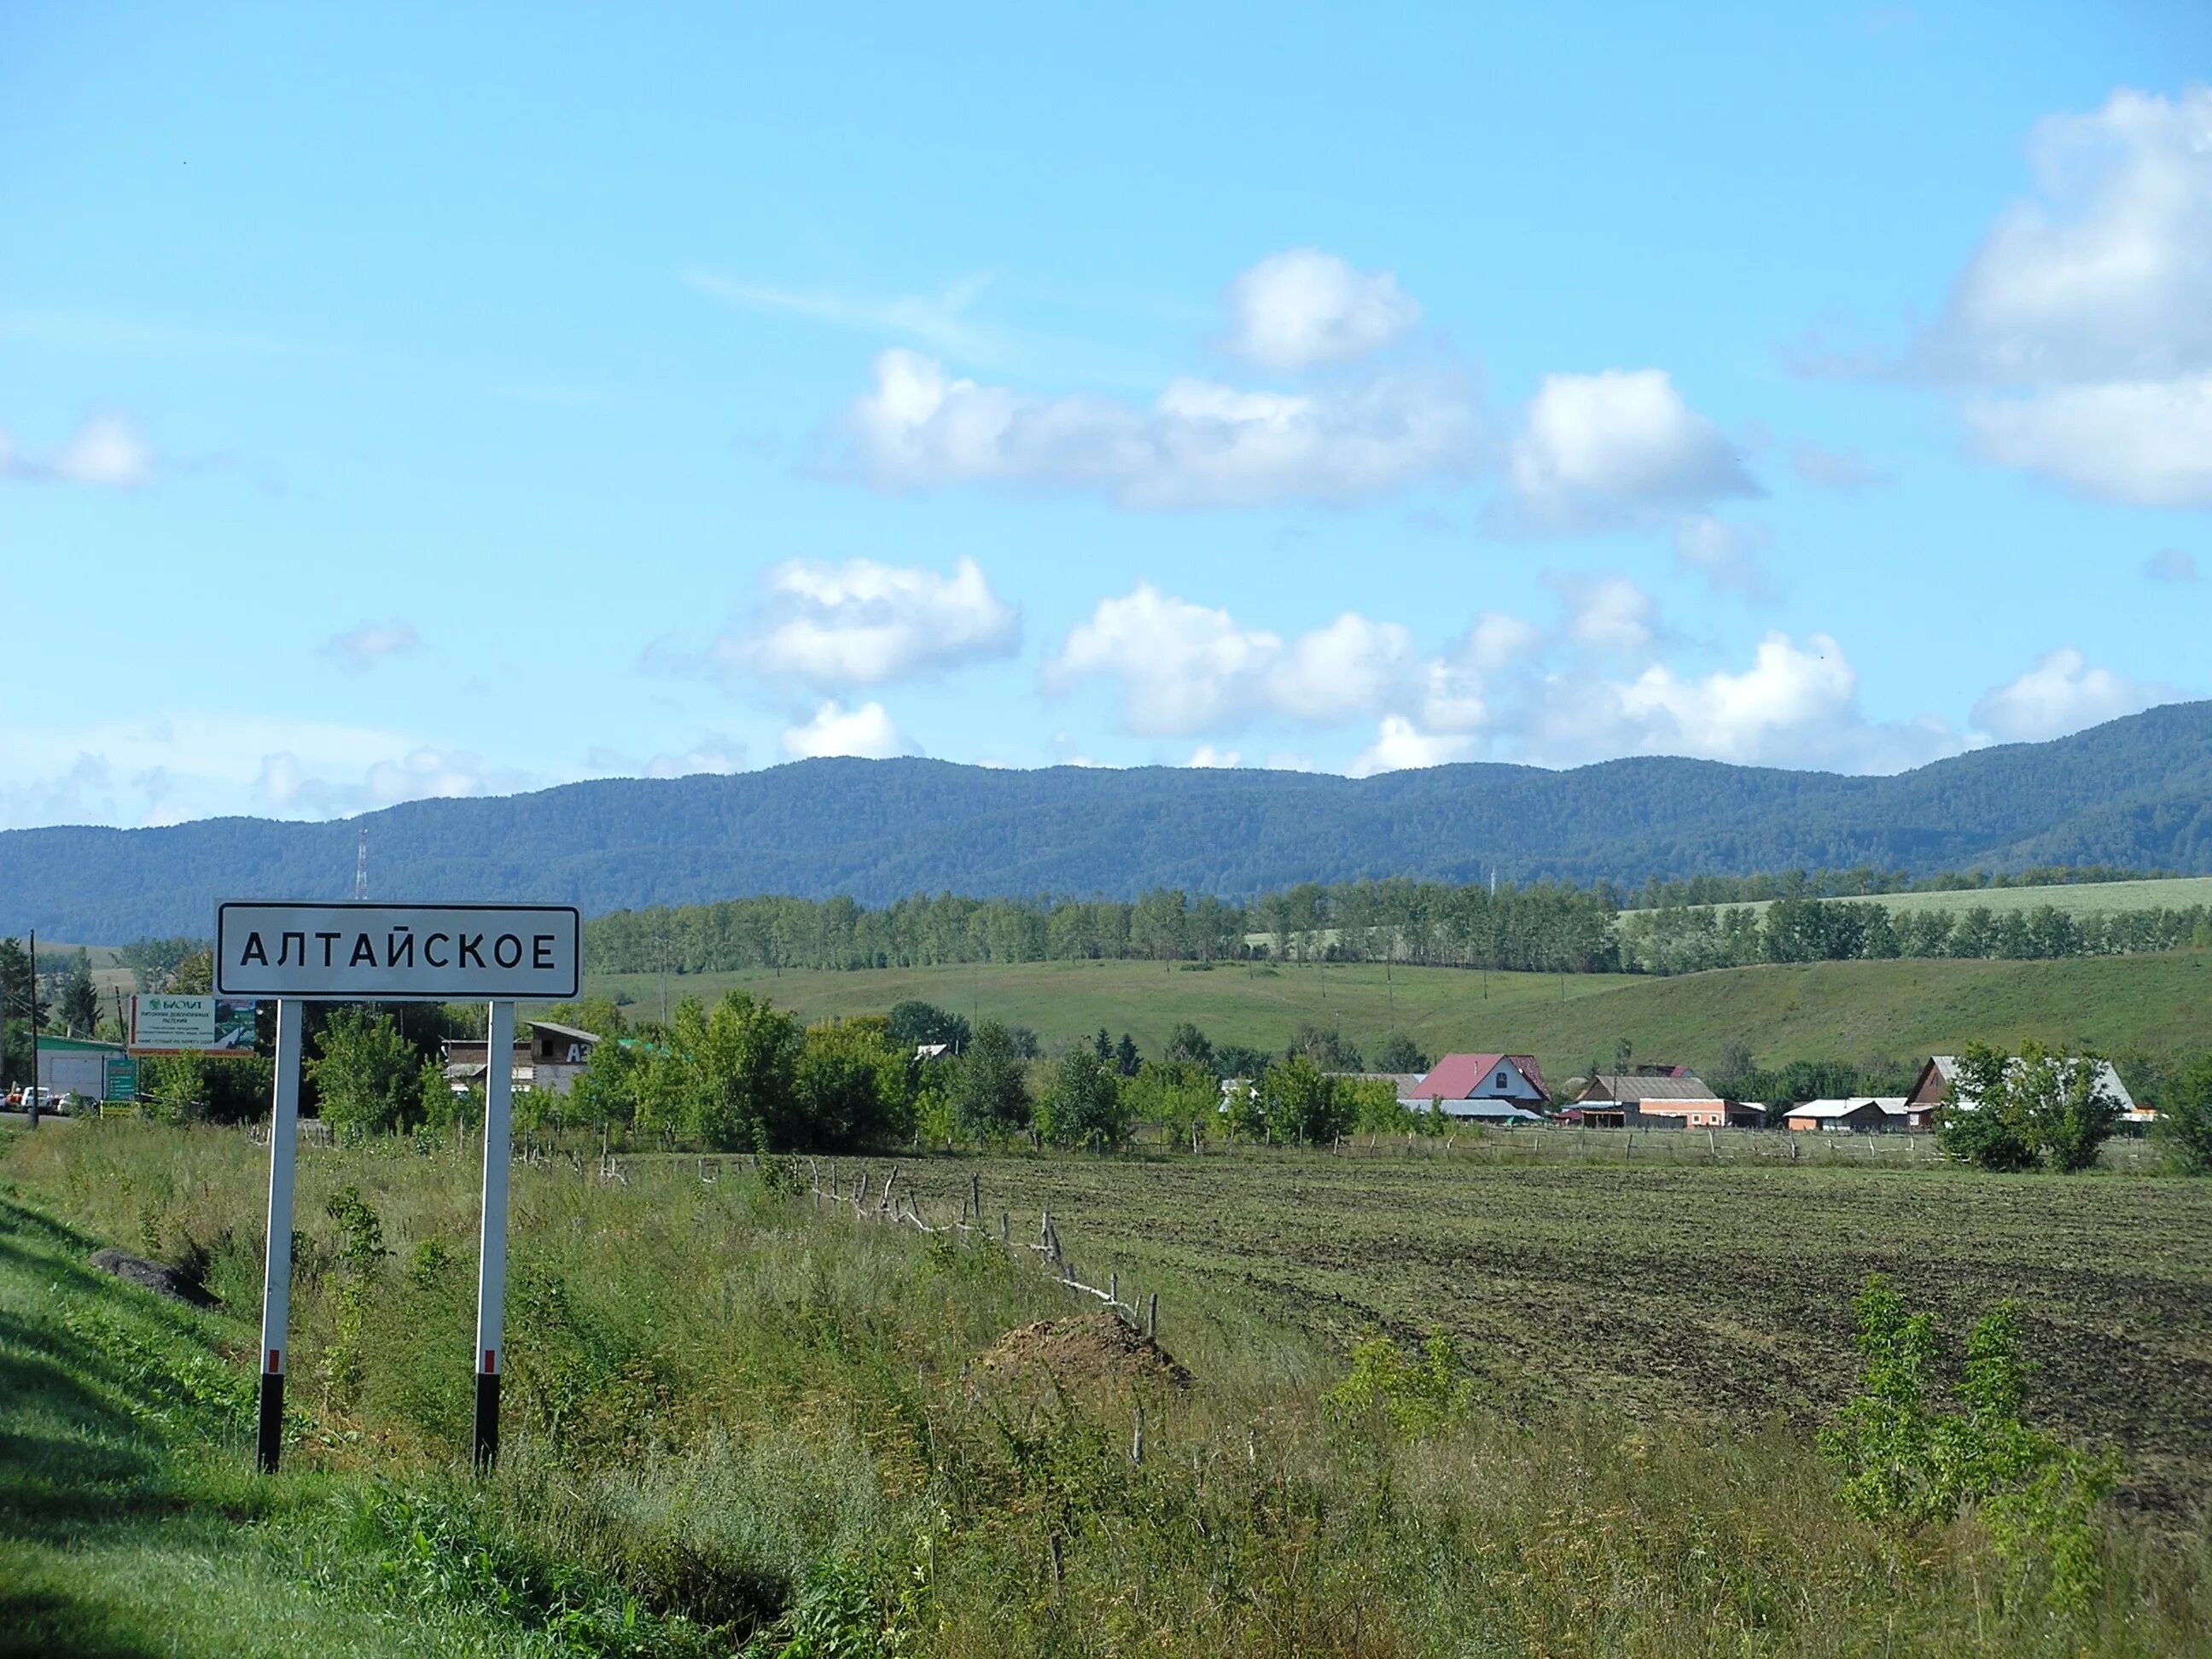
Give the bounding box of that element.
[89,1246,212,1306]
[979,1313,1192,1393]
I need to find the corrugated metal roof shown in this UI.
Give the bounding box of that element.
[1413,1053,1503,1098]
[1788,1097,1893,1119]
[1414,1053,1552,1099]
[1929,1055,2135,1112]
[1581,1073,1721,1103]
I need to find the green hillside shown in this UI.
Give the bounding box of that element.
[582,948,2212,1081]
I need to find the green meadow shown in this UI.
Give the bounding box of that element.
[582,949,2212,1081]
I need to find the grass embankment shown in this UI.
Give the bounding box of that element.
[8,1121,2212,1654]
[583,950,2212,1081]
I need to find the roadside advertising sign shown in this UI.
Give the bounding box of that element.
[129,994,261,1053]
[215,902,580,1002]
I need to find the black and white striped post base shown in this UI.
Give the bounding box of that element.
[471,1000,516,1471]
[254,1000,305,1473]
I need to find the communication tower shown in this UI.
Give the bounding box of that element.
[355,828,369,900]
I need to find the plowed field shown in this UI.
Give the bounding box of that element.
[875,1151,2212,1514]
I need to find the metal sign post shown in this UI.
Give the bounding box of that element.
[473,1000,516,1469]
[257,999,304,1473]
[221,900,579,1476]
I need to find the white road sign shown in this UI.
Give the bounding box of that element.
[216,902,580,1001]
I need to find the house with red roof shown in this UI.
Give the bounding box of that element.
[1405,1052,1550,1121]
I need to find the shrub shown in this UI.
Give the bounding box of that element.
[1323,1325,1473,1441]
[309,1007,428,1138]
[1819,1276,2119,1613]
[1937,1041,2122,1173]
[2151,1053,2212,1174]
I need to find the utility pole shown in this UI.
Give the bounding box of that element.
[26,929,39,1126]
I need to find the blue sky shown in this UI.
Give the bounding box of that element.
[3,3,2209,829]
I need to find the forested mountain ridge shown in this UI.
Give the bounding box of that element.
[4,701,2211,940]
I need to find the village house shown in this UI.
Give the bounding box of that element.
[442,1019,602,1096]
[1404,1052,1550,1120]
[1905,1054,2147,1128]
[1783,1097,1914,1133]
[1574,1069,1762,1128]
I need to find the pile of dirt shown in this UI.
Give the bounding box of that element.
[978,1312,1191,1392]
[89,1247,212,1307]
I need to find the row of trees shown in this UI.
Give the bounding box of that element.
[1618,899,2212,975]
[60,969,2212,1179]
[1628,863,2165,910]
[581,882,2212,984]
[265,990,1446,1157]
[583,882,1624,976]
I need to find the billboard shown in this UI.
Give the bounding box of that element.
[131,994,259,1054]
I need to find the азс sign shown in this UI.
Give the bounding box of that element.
[216,902,580,1002]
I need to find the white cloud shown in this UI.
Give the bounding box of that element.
[1964,375,2212,508]
[1504,632,1962,773]
[1970,648,2174,743]
[845,346,1481,509]
[1928,87,2212,504]
[1047,586,1282,735]
[1046,587,1423,736]
[2,414,151,486]
[1225,249,1419,371]
[0,711,546,829]
[585,734,749,780]
[1550,572,1659,654]
[1262,613,1420,723]
[323,619,420,672]
[1614,633,1860,763]
[1045,579,1959,776]
[1506,370,1755,529]
[2143,548,2198,585]
[255,746,529,817]
[1458,611,1546,674]
[1185,745,1242,768]
[1348,716,1474,776]
[725,555,1018,688]
[684,266,1008,363]
[1673,515,1776,599]
[1940,87,2212,386]
[780,700,912,760]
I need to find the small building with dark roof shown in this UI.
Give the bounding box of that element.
[1575,1070,1761,1128]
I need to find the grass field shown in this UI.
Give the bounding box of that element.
[8,1121,2212,1653]
[11,1121,2212,1652]
[583,949,2212,1080]
[1621,875,2212,923]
